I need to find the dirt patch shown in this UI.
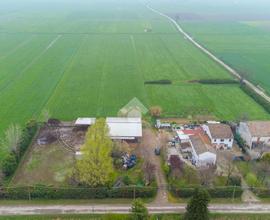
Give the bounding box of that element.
[11,124,87,186]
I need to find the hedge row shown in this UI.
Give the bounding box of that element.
[0,185,157,200]
[251,188,270,198]
[2,120,38,177]
[197,79,239,85]
[170,186,243,198]
[144,79,172,85]
[240,84,270,114]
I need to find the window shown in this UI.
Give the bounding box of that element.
[214,139,217,142]
[221,139,224,142]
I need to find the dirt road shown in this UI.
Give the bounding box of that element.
[146,4,270,104]
[138,128,168,205]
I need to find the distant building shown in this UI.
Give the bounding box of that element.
[202,123,234,149]
[190,135,216,167]
[156,120,171,129]
[237,121,270,149]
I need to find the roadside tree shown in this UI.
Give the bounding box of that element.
[131,199,148,220]
[184,188,210,220]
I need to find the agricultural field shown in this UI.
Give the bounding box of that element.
[0,0,270,136]
[149,0,270,94]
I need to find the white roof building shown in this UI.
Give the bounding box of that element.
[106,117,142,140]
[75,118,96,126]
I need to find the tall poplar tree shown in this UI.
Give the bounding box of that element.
[76,118,114,187]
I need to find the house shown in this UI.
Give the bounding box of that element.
[202,123,234,149]
[190,136,216,167]
[106,117,142,141]
[237,121,270,149]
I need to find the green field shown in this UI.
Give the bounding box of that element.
[0,0,269,134]
[149,0,270,94]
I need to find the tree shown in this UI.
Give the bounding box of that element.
[169,155,184,179]
[76,118,114,187]
[255,161,270,184]
[143,161,156,185]
[184,188,210,220]
[199,166,216,187]
[149,106,162,117]
[131,199,148,220]
[1,124,23,159]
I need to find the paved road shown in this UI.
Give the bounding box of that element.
[1,203,270,215]
[146,4,270,104]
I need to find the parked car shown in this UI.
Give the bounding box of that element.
[155,147,161,155]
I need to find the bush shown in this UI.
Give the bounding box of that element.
[2,153,17,177]
[251,188,270,198]
[246,173,259,187]
[122,176,131,185]
[0,185,157,200]
[228,175,242,186]
[171,186,243,198]
[235,133,246,153]
[2,120,38,178]
[144,79,172,85]
[131,199,148,220]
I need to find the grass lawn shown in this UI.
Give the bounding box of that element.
[11,143,74,186]
[0,0,269,137]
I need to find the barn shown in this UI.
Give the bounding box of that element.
[106,117,142,141]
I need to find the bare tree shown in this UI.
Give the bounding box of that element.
[255,161,270,184]
[149,106,162,117]
[169,155,184,179]
[143,161,156,185]
[199,166,216,187]
[1,124,23,158]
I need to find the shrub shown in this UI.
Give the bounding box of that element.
[227,175,242,186]
[1,120,38,178]
[171,186,243,198]
[131,199,148,220]
[235,133,246,153]
[144,79,172,85]
[246,173,259,187]
[2,153,17,176]
[122,176,131,185]
[0,186,157,200]
[251,188,270,198]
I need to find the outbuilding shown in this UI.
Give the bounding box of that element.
[106,117,142,141]
[190,136,216,167]
[237,121,270,149]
